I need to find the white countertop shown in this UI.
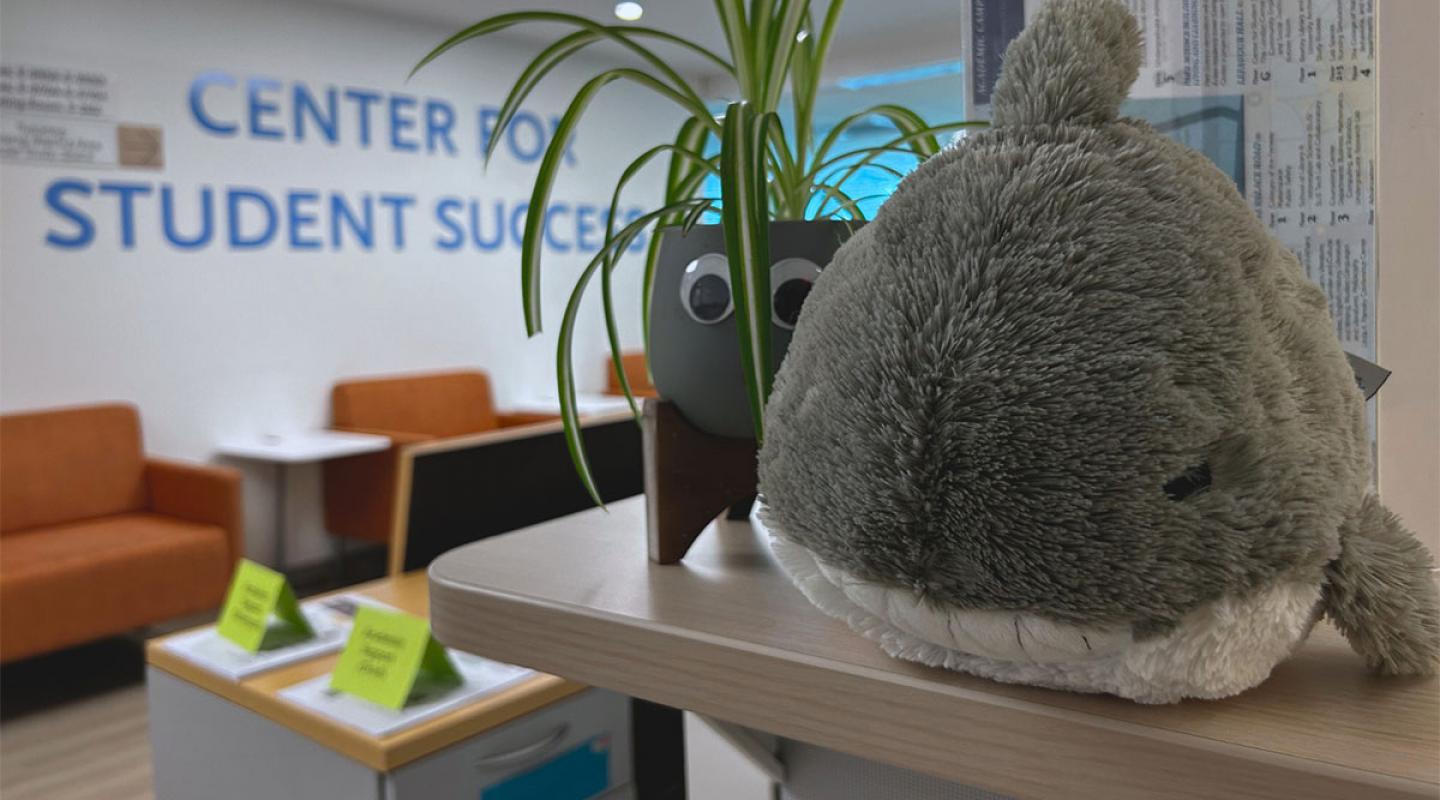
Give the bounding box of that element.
[428,499,1440,800]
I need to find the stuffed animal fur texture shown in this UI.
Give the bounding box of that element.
[758,0,1439,703]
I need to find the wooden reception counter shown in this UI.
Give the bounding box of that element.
[429,498,1440,800]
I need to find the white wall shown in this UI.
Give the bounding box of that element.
[0,0,683,566]
[684,713,772,800]
[1376,2,1440,554]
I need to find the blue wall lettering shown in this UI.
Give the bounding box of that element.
[187,72,578,166]
[97,182,152,249]
[434,197,464,250]
[331,193,374,250]
[575,204,599,253]
[509,202,529,247]
[44,179,95,249]
[40,179,648,254]
[508,111,545,163]
[161,185,214,249]
[227,188,278,249]
[294,84,339,144]
[468,200,504,252]
[478,106,500,157]
[425,100,457,156]
[287,190,323,250]
[246,77,284,140]
[189,70,237,136]
[388,95,418,152]
[377,194,415,250]
[343,87,382,148]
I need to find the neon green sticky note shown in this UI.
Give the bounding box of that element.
[216,559,314,652]
[329,607,461,710]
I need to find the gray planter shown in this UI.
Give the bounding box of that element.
[647,220,857,439]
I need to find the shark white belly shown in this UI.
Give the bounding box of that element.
[770,532,1323,704]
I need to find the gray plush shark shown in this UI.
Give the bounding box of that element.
[758,0,1438,703]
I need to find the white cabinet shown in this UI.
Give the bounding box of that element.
[148,666,632,800]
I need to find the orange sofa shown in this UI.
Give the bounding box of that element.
[0,404,242,663]
[322,370,554,546]
[605,352,657,398]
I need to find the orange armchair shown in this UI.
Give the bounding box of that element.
[0,404,242,663]
[605,352,657,398]
[322,370,555,546]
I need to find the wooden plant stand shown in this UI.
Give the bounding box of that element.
[642,399,757,564]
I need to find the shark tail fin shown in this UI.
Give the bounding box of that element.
[1323,494,1440,675]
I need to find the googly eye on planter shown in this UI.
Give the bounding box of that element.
[648,221,857,440]
[679,253,733,324]
[770,257,822,330]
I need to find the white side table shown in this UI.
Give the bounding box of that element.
[216,431,391,572]
[507,393,636,417]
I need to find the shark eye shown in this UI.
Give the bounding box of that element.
[1163,462,1212,501]
[771,257,822,330]
[680,253,733,324]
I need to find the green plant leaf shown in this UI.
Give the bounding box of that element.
[792,0,843,164]
[610,25,734,77]
[808,121,987,180]
[759,0,810,111]
[713,0,756,98]
[819,192,887,220]
[480,26,733,165]
[557,199,712,507]
[521,68,722,336]
[812,104,944,168]
[788,26,816,157]
[598,143,717,417]
[812,161,909,192]
[680,198,717,234]
[763,117,804,218]
[751,0,776,86]
[413,12,727,105]
[810,0,846,70]
[418,0,989,506]
[807,182,864,220]
[482,30,595,166]
[643,119,713,350]
[719,102,776,441]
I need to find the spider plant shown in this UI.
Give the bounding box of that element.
[415,1,983,504]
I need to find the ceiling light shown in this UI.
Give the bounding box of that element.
[614,2,644,21]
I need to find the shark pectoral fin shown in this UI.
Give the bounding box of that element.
[1323,495,1440,676]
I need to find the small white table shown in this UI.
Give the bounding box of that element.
[216,431,391,571]
[507,393,636,417]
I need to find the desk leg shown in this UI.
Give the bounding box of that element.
[632,698,686,800]
[274,462,288,574]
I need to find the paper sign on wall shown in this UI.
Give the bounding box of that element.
[329,606,461,710]
[216,559,314,652]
